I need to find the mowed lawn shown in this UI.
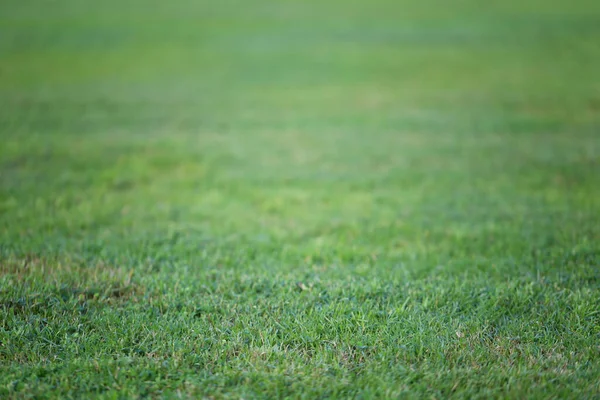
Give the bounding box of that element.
[1,0,599,398]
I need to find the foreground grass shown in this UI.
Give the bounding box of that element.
[1,0,599,398]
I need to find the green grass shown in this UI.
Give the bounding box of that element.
[1,0,599,398]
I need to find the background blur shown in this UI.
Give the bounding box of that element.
[1,0,599,275]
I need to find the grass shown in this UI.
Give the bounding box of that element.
[1,0,599,398]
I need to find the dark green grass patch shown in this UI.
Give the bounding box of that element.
[1,0,599,398]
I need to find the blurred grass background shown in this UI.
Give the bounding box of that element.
[2,0,598,270]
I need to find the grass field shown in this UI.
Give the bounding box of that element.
[1,0,600,398]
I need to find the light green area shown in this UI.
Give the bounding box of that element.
[1,0,599,398]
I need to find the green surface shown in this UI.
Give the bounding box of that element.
[1,0,599,398]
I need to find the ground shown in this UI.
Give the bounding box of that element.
[1,0,599,398]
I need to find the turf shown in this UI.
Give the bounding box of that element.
[1,0,599,398]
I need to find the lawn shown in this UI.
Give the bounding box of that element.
[1,0,599,398]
